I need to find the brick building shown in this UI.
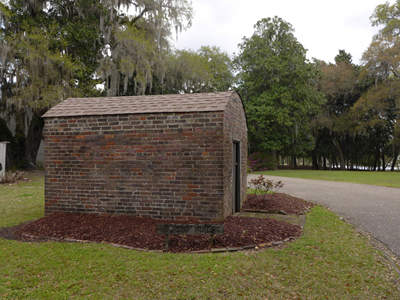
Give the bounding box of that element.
[42,92,247,221]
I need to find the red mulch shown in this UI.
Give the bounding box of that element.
[242,193,314,215]
[16,213,302,252]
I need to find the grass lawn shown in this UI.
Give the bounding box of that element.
[1,174,399,298]
[256,169,400,188]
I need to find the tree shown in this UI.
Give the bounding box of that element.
[0,0,193,166]
[0,1,83,166]
[335,49,353,65]
[351,82,398,170]
[364,0,400,81]
[234,17,324,167]
[97,0,192,96]
[197,46,234,92]
[160,46,233,94]
[314,53,362,169]
[359,0,400,170]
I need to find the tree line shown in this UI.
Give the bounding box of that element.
[237,3,400,171]
[0,0,399,171]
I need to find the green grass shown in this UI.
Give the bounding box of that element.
[0,172,44,228]
[1,175,399,298]
[256,169,400,188]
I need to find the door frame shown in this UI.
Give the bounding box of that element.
[233,140,241,213]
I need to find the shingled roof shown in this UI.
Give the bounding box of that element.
[42,91,238,118]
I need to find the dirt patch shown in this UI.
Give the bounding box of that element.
[242,193,314,215]
[0,222,32,240]
[15,213,302,253]
[0,224,22,240]
[236,212,306,228]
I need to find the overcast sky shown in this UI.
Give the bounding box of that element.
[174,0,386,64]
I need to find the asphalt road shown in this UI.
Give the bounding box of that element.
[248,175,400,257]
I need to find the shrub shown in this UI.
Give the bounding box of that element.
[248,152,278,172]
[248,175,284,195]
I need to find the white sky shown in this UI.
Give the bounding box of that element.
[174,0,386,64]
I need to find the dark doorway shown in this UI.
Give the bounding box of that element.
[233,141,241,213]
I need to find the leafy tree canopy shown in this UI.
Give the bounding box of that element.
[161,46,233,94]
[235,17,324,155]
[335,49,353,65]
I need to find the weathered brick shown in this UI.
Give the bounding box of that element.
[43,93,247,221]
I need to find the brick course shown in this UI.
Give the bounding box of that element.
[43,92,247,221]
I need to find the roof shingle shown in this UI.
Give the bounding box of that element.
[42,91,237,118]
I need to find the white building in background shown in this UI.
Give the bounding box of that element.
[0,141,9,178]
[0,109,44,165]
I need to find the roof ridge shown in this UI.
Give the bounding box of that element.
[64,91,234,100]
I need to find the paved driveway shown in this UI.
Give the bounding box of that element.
[248,175,400,257]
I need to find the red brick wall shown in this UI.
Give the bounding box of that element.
[223,94,248,217]
[44,112,226,220]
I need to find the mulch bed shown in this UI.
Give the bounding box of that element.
[14,213,302,253]
[242,193,314,215]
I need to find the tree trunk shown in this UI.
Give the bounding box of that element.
[273,150,279,169]
[291,155,297,169]
[12,110,28,168]
[374,148,380,171]
[333,139,345,170]
[391,149,399,171]
[24,113,44,167]
[381,150,386,171]
[312,152,319,170]
[333,157,338,169]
